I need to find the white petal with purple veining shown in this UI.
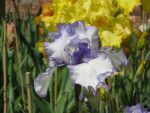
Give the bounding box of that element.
[123,104,150,113]
[44,21,100,66]
[68,54,115,91]
[44,35,72,65]
[34,67,56,97]
[100,47,128,66]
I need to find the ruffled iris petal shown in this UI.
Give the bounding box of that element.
[34,21,100,97]
[71,21,86,34]
[45,21,99,65]
[101,47,128,66]
[67,54,115,93]
[34,67,56,97]
[44,34,71,66]
[123,104,150,113]
[65,37,95,64]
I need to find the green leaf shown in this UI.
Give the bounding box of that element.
[14,97,22,112]
[33,95,52,113]
[55,92,68,113]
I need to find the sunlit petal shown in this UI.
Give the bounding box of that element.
[45,21,99,65]
[34,67,56,97]
[100,47,128,66]
[68,54,115,93]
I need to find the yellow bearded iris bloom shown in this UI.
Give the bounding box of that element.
[35,0,137,47]
[98,15,132,47]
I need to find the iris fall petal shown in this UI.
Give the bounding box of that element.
[68,54,115,93]
[34,67,56,97]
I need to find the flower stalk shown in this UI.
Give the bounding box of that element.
[3,20,8,113]
[14,24,26,110]
[26,72,33,113]
[54,68,57,111]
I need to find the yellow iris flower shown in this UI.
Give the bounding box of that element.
[35,0,138,47]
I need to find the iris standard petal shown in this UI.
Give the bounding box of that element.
[70,21,86,34]
[64,37,93,64]
[45,21,99,65]
[34,67,56,97]
[44,35,71,66]
[67,54,115,93]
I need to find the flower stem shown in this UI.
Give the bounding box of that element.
[3,20,8,113]
[14,25,26,110]
[75,84,81,113]
[26,72,33,113]
[116,95,120,112]
[99,99,105,113]
[54,68,57,111]
[49,80,53,112]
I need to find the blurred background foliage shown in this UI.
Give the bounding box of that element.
[1,0,150,113]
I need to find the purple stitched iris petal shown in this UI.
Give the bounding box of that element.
[44,21,99,66]
[48,32,61,40]
[67,54,115,93]
[48,24,66,40]
[124,107,132,113]
[123,104,150,113]
[71,42,91,64]
[65,37,99,64]
[66,25,76,36]
[43,42,54,56]
[71,21,86,33]
[56,23,66,33]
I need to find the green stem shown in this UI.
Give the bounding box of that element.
[75,85,81,113]
[3,20,8,113]
[116,95,120,113]
[26,72,33,113]
[49,78,53,112]
[100,100,103,113]
[14,25,26,110]
[54,68,57,111]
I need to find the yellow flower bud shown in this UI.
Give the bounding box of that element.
[99,87,109,100]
